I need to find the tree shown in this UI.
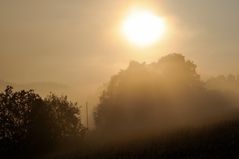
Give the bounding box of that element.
[0,86,41,150]
[43,94,86,140]
[94,54,235,133]
[0,86,85,154]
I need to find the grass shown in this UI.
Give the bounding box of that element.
[41,118,239,159]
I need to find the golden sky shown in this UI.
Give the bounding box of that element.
[1,0,239,86]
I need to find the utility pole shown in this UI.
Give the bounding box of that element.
[86,102,89,130]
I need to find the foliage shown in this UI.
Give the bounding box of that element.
[94,54,236,132]
[0,86,41,150]
[206,74,239,94]
[43,94,85,139]
[0,86,85,155]
[1,54,239,158]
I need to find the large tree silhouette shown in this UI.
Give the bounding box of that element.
[94,54,236,133]
[0,86,85,155]
[0,86,42,152]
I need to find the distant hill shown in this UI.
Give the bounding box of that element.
[0,80,70,97]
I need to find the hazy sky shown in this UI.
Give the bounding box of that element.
[1,0,239,86]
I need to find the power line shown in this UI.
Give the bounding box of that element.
[86,102,89,130]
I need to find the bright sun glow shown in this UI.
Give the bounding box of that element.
[122,10,166,47]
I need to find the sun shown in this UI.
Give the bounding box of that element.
[122,9,166,47]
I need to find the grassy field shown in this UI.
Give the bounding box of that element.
[39,118,239,159]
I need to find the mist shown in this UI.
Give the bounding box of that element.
[93,54,239,140]
[1,0,239,158]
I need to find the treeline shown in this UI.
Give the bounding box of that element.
[0,86,86,158]
[94,54,239,135]
[1,54,239,158]
[206,75,239,93]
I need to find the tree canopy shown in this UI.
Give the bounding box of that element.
[0,86,85,154]
[94,54,236,133]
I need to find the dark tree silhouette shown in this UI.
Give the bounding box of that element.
[0,86,41,152]
[0,86,85,155]
[43,94,86,140]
